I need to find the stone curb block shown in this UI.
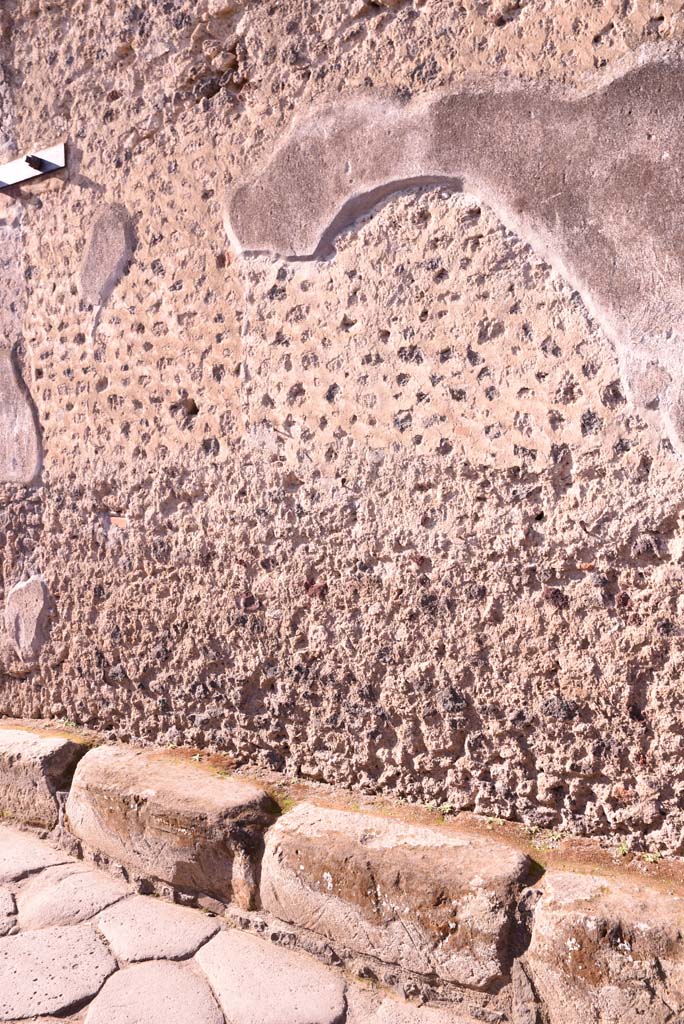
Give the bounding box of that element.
[64,745,279,909]
[524,869,684,1023]
[259,801,531,989]
[2,728,684,1021]
[0,726,90,829]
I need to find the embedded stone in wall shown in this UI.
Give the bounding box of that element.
[4,575,49,662]
[0,348,41,485]
[0,726,90,829]
[524,870,684,1023]
[65,745,279,908]
[80,203,134,305]
[259,802,530,989]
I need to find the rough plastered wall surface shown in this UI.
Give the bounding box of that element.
[2,0,684,853]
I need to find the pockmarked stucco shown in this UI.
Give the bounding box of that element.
[2,0,684,862]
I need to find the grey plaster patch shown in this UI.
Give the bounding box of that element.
[80,203,135,306]
[0,348,41,485]
[226,48,684,448]
[4,576,49,661]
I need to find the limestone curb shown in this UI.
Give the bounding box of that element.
[64,744,280,910]
[3,724,684,1021]
[0,726,90,830]
[259,801,531,990]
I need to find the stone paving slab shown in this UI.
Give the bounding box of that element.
[0,727,89,829]
[196,927,347,1024]
[1,1018,85,1024]
[96,894,219,962]
[370,999,477,1024]
[84,960,223,1024]
[0,825,72,884]
[17,863,129,930]
[0,923,117,1020]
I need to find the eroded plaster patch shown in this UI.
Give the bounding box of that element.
[0,348,41,486]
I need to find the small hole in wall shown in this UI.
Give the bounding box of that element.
[170,395,200,428]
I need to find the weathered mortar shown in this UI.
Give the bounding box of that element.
[1,0,684,856]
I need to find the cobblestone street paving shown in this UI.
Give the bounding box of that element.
[0,825,473,1024]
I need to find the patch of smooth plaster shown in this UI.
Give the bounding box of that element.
[226,48,684,449]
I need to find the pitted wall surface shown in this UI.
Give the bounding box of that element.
[2,0,684,854]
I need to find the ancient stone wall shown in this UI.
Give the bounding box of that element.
[2,0,684,853]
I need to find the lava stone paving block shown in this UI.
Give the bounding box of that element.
[0,923,116,1020]
[17,862,128,930]
[196,927,347,1024]
[96,894,218,961]
[84,960,223,1024]
[0,824,71,884]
